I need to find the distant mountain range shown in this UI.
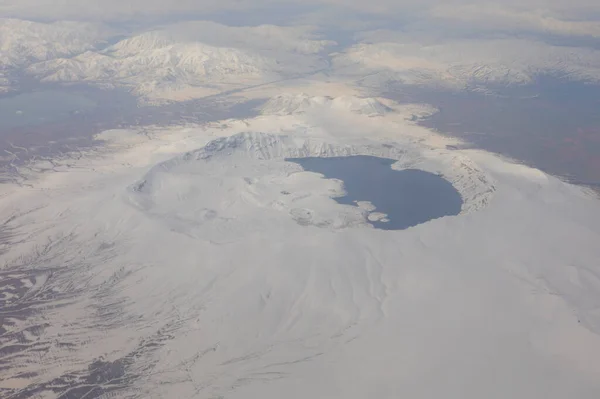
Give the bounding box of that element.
[334,38,600,91]
[0,19,334,100]
[2,18,600,101]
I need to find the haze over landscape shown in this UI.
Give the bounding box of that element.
[1,1,600,398]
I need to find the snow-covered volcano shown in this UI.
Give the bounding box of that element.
[1,95,600,398]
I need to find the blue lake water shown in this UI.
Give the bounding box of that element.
[0,91,97,129]
[286,156,463,230]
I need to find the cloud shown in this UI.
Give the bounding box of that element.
[0,0,597,19]
[430,4,600,38]
[0,0,599,40]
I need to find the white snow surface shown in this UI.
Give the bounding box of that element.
[1,98,600,398]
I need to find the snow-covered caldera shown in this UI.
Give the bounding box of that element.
[127,131,490,242]
[1,95,600,398]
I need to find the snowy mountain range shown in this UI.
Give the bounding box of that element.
[0,18,119,93]
[3,17,600,101]
[333,36,600,90]
[27,36,279,95]
[0,18,116,67]
[2,20,334,100]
